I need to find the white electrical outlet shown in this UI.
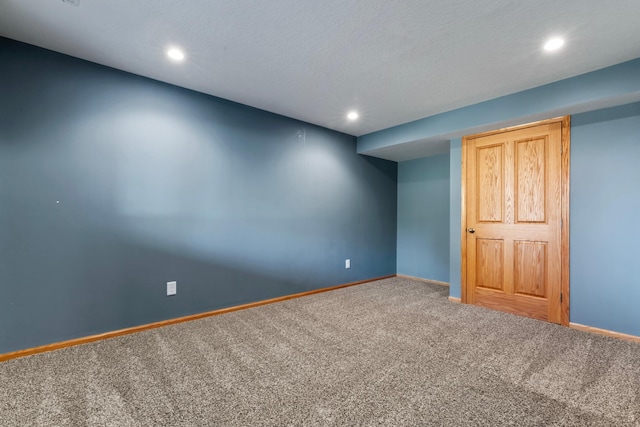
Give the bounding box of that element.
[167,281,177,296]
[345,259,350,269]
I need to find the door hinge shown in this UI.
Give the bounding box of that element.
[560,293,563,303]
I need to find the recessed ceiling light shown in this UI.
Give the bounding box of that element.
[544,37,565,52]
[167,48,185,62]
[347,111,359,121]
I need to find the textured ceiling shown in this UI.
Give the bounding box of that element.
[1,0,640,136]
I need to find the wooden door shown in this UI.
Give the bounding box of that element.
[462,117,570,325]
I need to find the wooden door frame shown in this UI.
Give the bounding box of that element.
[460,116,571,326]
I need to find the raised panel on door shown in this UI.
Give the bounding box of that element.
[476,144,504,223]
[514,240,547,297]
[476,239,504,291]
[515,137,547,223]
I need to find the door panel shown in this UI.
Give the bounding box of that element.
[476,144,504,222]
[514,241,547,297]
[476,239,504,291]
[463,119,567,324]
[515,138,546,223]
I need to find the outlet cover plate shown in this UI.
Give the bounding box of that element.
[167,281,177,296]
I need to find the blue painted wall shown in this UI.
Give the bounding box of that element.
[0,38,397,354]
[570,102,640,336]
[448,138,462,299]
[397,154,449,282]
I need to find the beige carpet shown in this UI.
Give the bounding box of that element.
[1,277,639,426]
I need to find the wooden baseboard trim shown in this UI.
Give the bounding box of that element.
[0,275,394,363]
[448,296,461,303]
[396,274,450,287]
[569,322,640,344]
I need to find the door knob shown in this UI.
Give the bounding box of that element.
[468,228,475,233]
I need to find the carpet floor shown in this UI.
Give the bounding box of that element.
[1,277,640,426]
